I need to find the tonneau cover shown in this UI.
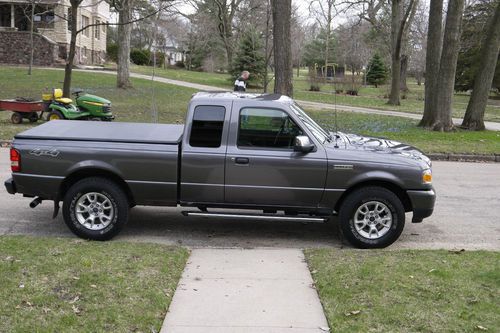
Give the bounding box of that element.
[15,120,184,145]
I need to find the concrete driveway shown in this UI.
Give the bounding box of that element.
[0,148,499,250]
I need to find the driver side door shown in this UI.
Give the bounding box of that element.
[224,104,328,208]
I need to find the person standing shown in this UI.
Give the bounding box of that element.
[234,71,250,92]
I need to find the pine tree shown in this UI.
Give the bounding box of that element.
[366,54,388,88]
[231,29,266,88]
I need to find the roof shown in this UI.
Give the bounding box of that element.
[0,0,60,4]
[191,92,295,104]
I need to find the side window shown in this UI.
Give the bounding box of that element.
[189,105,226,148]
[238,108,303,149]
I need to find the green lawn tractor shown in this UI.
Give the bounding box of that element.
[43,88,114,121]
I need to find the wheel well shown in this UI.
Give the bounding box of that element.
[59,169,135,205]
[334,180,412,213]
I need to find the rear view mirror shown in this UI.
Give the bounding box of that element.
[294,136,315,153]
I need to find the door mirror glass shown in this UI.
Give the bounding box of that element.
[294,136,315,153]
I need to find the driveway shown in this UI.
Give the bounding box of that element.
[0,148,499,250]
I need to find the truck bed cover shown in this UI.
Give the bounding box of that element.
[14,120,184,145]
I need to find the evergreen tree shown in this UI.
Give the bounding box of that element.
[366,54,388,88]
[231,29,266,87]
[302,29,336,68]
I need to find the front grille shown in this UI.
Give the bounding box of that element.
[103,105,111,113]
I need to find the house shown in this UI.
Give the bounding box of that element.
[0,0,109,65]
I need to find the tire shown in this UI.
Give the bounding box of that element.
[338,186,405,249]
[62,177,129,241]
[47,110,64,121]
[29,112,38,123]
[11,112,22,124]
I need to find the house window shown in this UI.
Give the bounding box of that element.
[94,18,100,39]
[82,15,89,37]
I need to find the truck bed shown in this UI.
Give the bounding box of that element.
[15,120,184,145]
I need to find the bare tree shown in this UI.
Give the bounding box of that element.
[462,1,500,130]
[419,0,465,131]
[387,0,416,105]
[309,0,336,78]
[419,0,442,127]
[272,0,293,96]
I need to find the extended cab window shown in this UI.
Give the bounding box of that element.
[189,105,226,148]
[238,108,303,149]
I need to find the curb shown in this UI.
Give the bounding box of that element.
[1,140,498,162]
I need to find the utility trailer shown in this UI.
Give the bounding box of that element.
[0,98,45,124]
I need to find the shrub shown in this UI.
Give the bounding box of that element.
[106,43,118,63]
[130,49,151,66]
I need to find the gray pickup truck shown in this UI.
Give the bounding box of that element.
[4,92,435,248]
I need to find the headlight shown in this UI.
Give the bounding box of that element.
[422,169,432,184]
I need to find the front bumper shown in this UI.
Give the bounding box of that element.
[4,177,16,195]
[407,188,436,223]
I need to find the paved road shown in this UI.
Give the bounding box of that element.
[45,67,500,131]
[0,148,499,249]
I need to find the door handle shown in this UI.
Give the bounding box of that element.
[234,157,249,165]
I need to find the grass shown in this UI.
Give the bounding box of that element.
[0,235,189,333]
[305,249,500,333]
[310,110,500,155]
[0,66,196,140]
[1,66,498,154]
[129,65,500,122]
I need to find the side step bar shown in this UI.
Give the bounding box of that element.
[182,211,329,223]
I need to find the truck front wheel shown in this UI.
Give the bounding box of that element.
[338,187,405,249]
[62,177,129,241]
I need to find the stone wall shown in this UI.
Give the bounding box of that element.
[0,31,58,66]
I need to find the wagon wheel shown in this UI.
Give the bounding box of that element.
[11,112,22,124]
[28,112,39,123]
[47,110,64,121]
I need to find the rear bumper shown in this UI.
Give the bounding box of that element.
[407,188,436,223]
[4,177,16,195]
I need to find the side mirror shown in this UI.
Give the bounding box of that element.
[294,135,315,153]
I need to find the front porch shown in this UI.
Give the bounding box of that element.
[0,2,56,32]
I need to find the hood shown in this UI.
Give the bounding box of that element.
[331,132,432,167]
[77,94,111,105]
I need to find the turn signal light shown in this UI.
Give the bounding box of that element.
[10,148,21,172]
[422,169,432,184]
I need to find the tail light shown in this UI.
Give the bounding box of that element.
[10,148,21,172]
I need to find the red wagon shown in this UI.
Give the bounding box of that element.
[0,98,46,124]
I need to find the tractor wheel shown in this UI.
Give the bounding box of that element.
[28,112,39,123]
[11,112,22,124]
[47,110,64,121]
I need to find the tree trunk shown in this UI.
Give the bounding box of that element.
[388,0,402,105]
[271,0,293,97]
[28,3,35,75]
[399,54,408,92]
[63,4,79,97]
[462,2,500,131]
[117,0,133,89]
[432,0,465,131]
[419,0,443,127]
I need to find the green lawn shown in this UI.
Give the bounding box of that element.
[305,249,500,333]
[1,66,498,154]
[130,65,500,122]
[310,110,500,155]
[0,235,189,333]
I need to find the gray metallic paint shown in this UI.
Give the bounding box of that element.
[7,92,436,221]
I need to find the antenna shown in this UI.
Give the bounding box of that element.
[332,63,339,148]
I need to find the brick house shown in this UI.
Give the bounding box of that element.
[0,0,109,65]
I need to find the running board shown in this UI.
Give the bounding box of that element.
[181,211,328,223]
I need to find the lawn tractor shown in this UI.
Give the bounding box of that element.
[44,89,114,121]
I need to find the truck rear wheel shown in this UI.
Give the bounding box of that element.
[338,186,405,249]
[62,177,129,241]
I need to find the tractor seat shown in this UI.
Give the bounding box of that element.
[53,89,73,104]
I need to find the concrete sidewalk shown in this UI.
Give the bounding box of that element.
[160,249,330,333]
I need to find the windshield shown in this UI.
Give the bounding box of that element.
[290,103,331,143]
